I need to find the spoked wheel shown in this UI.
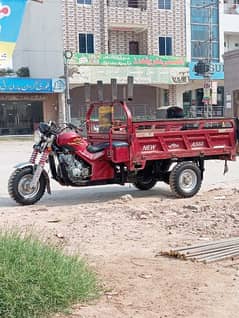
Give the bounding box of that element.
[133,177,157,190]
[169,162,202,198]
[8,167,46,205]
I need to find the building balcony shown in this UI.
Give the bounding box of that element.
[222,12,239,33]
[224,1,239,14]
[108,29,148,55]
[224,33,239,52]
[107,0,148,30]
[107,0,147,10]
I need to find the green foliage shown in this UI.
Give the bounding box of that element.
[0,232,99,318]
[16,67,30,77]
[0,68,15,77]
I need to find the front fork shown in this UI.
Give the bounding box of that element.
[29,148,50,189]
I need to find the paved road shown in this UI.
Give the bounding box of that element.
[1,139,239,207]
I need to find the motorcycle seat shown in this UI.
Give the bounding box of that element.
[87,141,128,153]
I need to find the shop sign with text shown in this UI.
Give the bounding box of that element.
[189,62,224,80]
[0,78,65,93]
[71,53,187,67]
[69,65,189,85]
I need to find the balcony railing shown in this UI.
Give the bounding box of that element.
[107,0,147,11]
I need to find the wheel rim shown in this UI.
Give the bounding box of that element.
[18,174,40,199]
[179,169,197,193]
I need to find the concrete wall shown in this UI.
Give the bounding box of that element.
[43,95,59,123]
[224,50,239,117]
[224,34,239,53]
[13,0,64,78]
[62,0,186,56]
[222,14,239,35]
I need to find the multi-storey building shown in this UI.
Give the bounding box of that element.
[62,0,188,123]
[184,0,223,117]
[0,0,65,135]
[223,0,239,53]
[223,0,239,117]
[184,0,239,118]
[3,0,239,135]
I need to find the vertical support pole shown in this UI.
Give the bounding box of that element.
[64,61,71,122]
[84,82,91,110]
[58,93,66,123]
[97,80,104,102]
[208,4,213,118]
[127,76,134,101]
[63,50,73,122]
[156,87,160,109]
[123,86,127,101]
[111,78,117,101]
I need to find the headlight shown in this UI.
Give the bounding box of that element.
[34,129,42,144]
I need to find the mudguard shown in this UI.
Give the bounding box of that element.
[14,162,51,194]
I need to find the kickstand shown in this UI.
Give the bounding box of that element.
[223,160,229,175]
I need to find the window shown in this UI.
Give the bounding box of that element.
[128,0,138,8]
[158,0,171,9]
[191,0,214,5]
[191,1,219,62]
[77,0,92,4]
[129,41,139,55]
[159,37,172,56]
[79,33,94,53]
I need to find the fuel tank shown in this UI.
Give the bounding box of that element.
[57,131,88,151]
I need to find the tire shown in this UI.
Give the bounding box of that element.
[133,177,157,190]
[8,167,46,205]
[169,162,202,198]
[162,171,170,185]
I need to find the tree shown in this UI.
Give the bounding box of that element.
[16,67,30,77]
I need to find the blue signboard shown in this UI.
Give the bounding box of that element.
[189,62,224,80]
[0,77,66,93]
[52,78,66,93]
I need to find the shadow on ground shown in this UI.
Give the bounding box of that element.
[0,183,175,208]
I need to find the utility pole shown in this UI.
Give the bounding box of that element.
[63,50,73,122]
[205,2,214,118]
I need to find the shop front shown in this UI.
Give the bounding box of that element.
[183,62,224,118]
[0,99,43,135]
[0,78,65,135]
[68,53,189,122]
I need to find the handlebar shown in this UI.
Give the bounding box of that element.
[59,121,86,134]
[39,121,85,136]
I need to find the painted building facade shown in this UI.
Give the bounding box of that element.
[0,0,65,135]
[62,0,188,122]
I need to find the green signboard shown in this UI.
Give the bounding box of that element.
[69,65,189,85]
[71,53,187,67]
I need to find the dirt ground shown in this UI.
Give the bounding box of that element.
[1,139,239,317]
[1,185,239,318]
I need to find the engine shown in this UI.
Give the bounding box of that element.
[59,153,90,184]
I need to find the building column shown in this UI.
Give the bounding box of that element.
[168,85,177,106]
[156,87,160,109]
[175,85,188,108]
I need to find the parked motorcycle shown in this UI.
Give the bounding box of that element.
[8,101,139,205]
